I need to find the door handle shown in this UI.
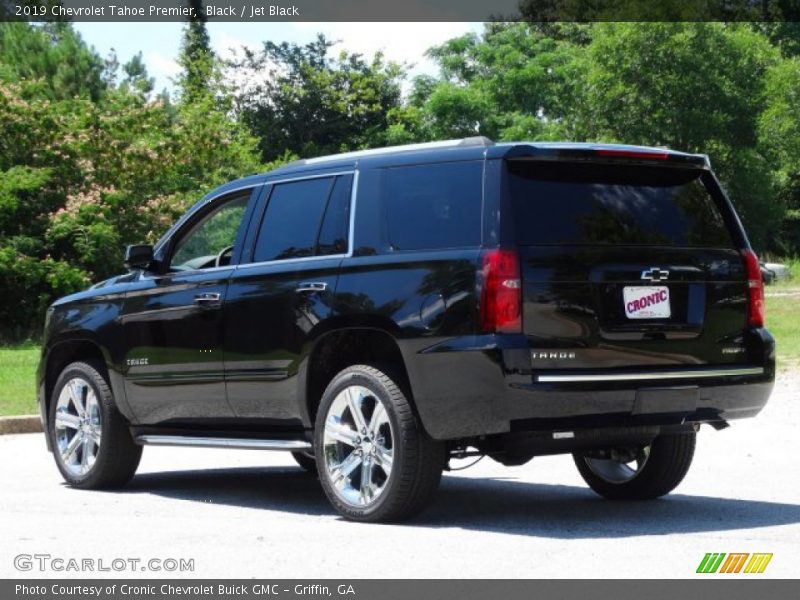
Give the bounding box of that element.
[296,282,328,293]
[193,292,221,307]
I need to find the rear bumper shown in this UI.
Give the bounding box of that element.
[503,378,773,433]
[406,331,775,440]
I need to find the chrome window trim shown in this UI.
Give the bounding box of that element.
[235,253,346,270]
[140,264,237,279]
[536,367,765,383]
[236,169,358,270]
[346,169,359,258]
[201,183,262,205]
[263,170,355,186]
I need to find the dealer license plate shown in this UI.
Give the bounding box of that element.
[623,286,671,319]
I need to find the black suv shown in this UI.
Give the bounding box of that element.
[38,138,775,522]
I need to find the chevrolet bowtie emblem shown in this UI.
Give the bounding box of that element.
[641,267,670,282]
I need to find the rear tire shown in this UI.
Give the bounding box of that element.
[314,364,446,522]
[573,432,696,500]
[49,361,142,489]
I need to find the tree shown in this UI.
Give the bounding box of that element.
[121,52,155,97]
[231,34,405,162]
[0,21,267,340]
[177,0,213,103]
[0,22,106,101]
[403,23,584,141]
[759,58,800,254]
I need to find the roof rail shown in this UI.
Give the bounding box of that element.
[288,137,495,167]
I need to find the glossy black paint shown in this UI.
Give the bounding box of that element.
[38,141,775,447]
[119,267,236,422]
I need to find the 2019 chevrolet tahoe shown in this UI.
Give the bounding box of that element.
[38,138,775,522]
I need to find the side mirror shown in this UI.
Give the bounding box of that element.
[124,244,154,270]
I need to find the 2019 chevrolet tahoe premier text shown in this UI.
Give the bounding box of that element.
[38,138,775,522]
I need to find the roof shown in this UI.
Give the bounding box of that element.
[221,137,710,189]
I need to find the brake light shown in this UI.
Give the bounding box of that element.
[742,249,765,327]
[480,249,521,333]
[596,149,669,160]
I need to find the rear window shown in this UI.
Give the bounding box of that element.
[507,161,734,247]
[385,161,483,251]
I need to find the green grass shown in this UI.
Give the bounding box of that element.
[764,256,800,369]
[0,344,40,416]
[766,293,800,371]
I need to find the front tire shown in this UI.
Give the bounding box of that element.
[291,450,317,473]
[314,365,446,522]
[49,361,142,489]
[573,432,696,500]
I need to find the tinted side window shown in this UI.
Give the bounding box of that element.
[170,192,250,270]
[317,175,352,256]
[508,161,734,247]
[253,177,333,262]
[385,161,483,251]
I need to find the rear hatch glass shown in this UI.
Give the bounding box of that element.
[508,161,733,248]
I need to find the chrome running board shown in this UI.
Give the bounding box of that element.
[135,435,312,451]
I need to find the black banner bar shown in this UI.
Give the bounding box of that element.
[2,0,800,22]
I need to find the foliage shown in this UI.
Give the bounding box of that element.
[0,22,266,340]
[0,22,105,101]
[176,0,213,103]
[231,34,405,162]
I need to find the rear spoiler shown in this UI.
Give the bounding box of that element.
[495,144,710,169]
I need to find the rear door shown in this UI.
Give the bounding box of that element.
[223,173,353,423]
[506,160,750,372]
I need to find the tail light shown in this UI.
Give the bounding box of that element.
[742,249,765,327]
[480,249,522,333]
[595,148,669,160]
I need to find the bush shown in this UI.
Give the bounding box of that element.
[0,246,88,342]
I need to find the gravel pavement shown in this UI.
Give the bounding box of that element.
[1,373,798,579]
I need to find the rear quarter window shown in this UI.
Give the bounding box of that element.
[384,161,483,251]
[507,161,734,248]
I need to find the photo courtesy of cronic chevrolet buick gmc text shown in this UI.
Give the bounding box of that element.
[37,139,775,522]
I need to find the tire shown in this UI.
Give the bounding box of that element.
[48,361,142,489]
[291,450,318,474]
[314,364,446,522]
[573,432,696,500]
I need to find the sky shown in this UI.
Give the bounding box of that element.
[73,22,482,94]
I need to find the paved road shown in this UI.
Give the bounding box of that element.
[2,374,798,579]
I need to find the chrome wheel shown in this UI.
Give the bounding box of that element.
[583,445,651,484]
[322,385,394,507]
[54,377,102,476]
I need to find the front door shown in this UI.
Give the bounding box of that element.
[121,189,254,424]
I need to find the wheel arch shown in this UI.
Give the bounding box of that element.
[299,326,421,432]
[41,336,128,433]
